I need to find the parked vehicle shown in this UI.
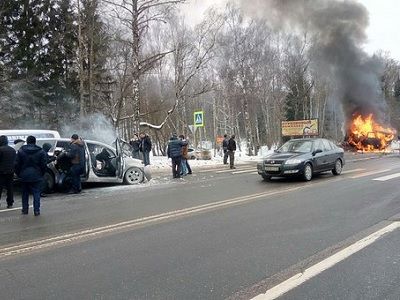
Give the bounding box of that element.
[257,138,345,181]
[187,148,197,160]
[36,138,147,192]
[195,149,212,160]
[0,130,61,146]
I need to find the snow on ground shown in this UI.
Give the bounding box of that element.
[149,151,266,172]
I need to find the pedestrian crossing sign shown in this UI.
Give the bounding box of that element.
[194,111,204,127]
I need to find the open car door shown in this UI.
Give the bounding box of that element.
[81,139,90,180]
[115,138,126,179]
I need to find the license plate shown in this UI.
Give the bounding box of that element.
[265,166,279,171]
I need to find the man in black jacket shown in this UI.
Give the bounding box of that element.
[66,134,86,194]
[15,136,46,216]
[139,133,152,166]
[0,135,17,208]
[222,134,229,165]
[227,135,237,169]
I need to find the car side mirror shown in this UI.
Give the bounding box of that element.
[312,149,323,156]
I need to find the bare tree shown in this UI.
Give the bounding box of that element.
[103,0,186,132]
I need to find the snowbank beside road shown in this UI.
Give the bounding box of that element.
[149,153,261,172]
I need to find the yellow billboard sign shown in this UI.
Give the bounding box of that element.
[281,119,319,137]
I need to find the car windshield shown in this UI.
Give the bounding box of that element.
[278,140,313,153]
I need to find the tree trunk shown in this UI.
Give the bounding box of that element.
[131,0,140,132]
[77,0,85,117]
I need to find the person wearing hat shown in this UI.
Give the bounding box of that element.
[0,135,17,208]
[65,134,86,194]
[15,135,47,216]
[13,138,25,151]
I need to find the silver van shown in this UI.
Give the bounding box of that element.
[0,130,61,146]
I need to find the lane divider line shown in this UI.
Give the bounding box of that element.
[216,168,255,174]
[198,165,255,173]
[232,169,258,175]
[0,186,310,259]
[0,205,33,214]
[341,168,365,174]
[252,221,400,300]
[350,169,391,179]
[372,173,400,182]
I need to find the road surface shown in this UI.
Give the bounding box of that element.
[0,154,399,299]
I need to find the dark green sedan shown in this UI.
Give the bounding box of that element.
[257,138,345,181]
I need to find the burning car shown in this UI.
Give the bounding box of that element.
[36,138,148,192]
[347,114,396,152]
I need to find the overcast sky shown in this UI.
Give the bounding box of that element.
[182,0,400,61]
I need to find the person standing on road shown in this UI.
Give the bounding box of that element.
[179,135,189,176]
[66,134,86,194]
[40,143,56,197]
[167,134,187,179]
[227,135,237,169]
[15,136,46,216]
[129,134,141,159]
[222,134,229,165]
[0,135,17,208]
[140,133,152,166]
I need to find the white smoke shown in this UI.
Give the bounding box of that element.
[60,113,117,145]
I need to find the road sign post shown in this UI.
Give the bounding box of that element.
[194,111,204,128]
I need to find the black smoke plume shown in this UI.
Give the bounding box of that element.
[240,0,388,124]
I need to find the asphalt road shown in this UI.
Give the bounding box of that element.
[0,154,400,299]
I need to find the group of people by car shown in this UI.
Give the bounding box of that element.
[0,134,86,216]
[129,133,152,166]
[167,134,192,179]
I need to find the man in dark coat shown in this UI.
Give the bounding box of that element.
[222,134,229,165]
[139,133,152,166]
[40,143,56,197]
[129,134,141,159]
[167,134,187,179]
[0,135,17,208]
[66,134,86,194]
[15,136,46,216]
[227,135,237,169]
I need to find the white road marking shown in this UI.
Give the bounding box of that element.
[0,186,311,259]
[350,169,391,179]
[216,168,254,174]
[252,221,400,300]
[0,205,33,213]
[341,168,365,174]
[373,173,400,181]
[232,169,258,174]
[198,167,229,173]
[197,165,255,173]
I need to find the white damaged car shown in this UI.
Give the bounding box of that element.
[36,138,149,192]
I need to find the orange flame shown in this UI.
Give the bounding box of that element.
[347,114,396,152]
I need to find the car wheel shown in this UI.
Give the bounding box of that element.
[43,170,55,193]
[262,174,271,181]
[124,167,144,185]
[303,163,313,181]
[332,159,343,175]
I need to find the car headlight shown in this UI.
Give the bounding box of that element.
[285,159,302,165]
